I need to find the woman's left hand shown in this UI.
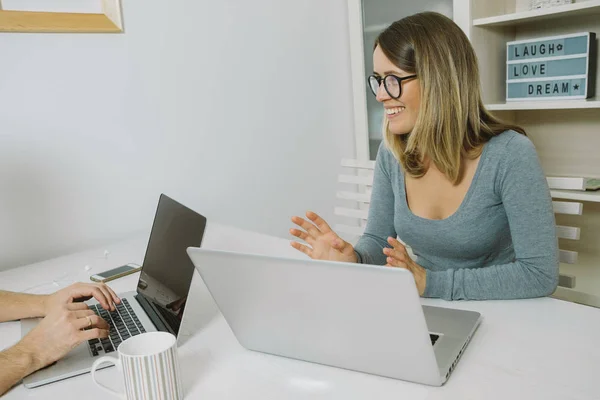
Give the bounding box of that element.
[383,237,427,296]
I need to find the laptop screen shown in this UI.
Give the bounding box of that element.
[135,194,207,335]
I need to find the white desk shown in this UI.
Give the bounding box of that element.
[1,222,599,399]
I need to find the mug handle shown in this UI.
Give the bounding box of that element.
[91,356,126,399]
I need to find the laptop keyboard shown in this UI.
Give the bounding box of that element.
[87,298,146,357]
[430,334,440,346]
[86,301,438,355]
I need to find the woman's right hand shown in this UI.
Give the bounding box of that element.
[290,211,358,263]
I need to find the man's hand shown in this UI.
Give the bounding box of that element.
[43,282,121,315]
[16,303,110,372]
[0,282,116,395]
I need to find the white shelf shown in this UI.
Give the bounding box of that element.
[364,23,389,34]
[551,190,600,203]
[473,0,600,27]
[486,99,600,111]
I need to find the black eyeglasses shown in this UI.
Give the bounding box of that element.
[368,74,417,99]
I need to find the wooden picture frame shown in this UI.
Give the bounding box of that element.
[0,0,123,33]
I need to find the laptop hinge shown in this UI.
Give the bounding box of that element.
[134,294,172,334]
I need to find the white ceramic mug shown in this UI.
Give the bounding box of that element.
[91,332,183,400]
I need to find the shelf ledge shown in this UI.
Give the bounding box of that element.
[473,0,600,27]
[364,23,389,34]
[486,100,600,111]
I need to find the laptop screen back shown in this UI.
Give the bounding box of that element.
[136,194,207,335]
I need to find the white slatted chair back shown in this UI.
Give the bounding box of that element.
[335,158,580,289]
[553,201,583,288]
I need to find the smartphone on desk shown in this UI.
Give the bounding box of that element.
[90,263,142,283]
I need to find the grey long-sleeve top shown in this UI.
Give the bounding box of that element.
[354,130,559,300]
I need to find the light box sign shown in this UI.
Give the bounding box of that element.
[506,32,597,101]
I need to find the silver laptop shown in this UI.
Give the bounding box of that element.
[21,194,207,388]
[187,248,482,386]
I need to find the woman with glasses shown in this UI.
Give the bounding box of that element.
[290,12,558,300]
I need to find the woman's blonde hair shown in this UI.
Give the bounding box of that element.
[376,12,525,184]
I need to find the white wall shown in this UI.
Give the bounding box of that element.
[0,0,356,271]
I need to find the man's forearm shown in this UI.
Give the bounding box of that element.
[0,291,47,322]
[0,343,40,396]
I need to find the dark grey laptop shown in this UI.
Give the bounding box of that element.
[21,194,207,388]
